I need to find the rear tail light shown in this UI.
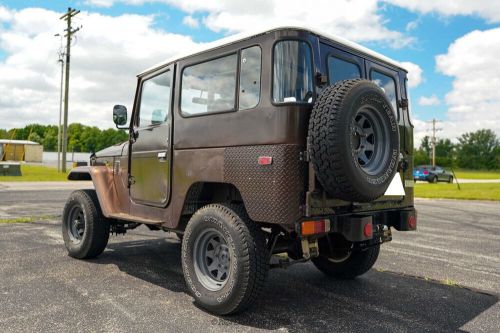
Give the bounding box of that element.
[301,219,330,236]
[408,214,417,230]
[258,156,273,165]
[363,223,373,237]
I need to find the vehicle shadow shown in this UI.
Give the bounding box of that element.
[95,233,497,333]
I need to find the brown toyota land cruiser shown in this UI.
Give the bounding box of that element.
[64,25,417,315]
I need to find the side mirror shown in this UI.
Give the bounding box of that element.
[113,105,128,127]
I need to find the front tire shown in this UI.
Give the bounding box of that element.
[62,190,110,259]
[429,176,438,183]
[181,204,268,315]
[448,176,454,183]
[312,235,380,279]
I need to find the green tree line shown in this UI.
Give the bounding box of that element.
[0,123,128,153]
[414,129,500,170]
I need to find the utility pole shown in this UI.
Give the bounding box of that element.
[427,118,442,167]
[54,34,65,172]
[60,7,80,172]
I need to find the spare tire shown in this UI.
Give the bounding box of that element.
[308,79,400,202]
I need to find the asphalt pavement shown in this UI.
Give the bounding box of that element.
[0,183,499,332]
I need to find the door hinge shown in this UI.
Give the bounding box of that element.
[299,150,310,162]
[315,72,328,86]
[128,175,136,186]
[398,98,409,109]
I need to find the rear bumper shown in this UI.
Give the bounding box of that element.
[298,207,417,242]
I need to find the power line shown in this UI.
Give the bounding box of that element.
[60,7,81,173]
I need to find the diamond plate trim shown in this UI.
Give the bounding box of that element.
[224,145,305,225]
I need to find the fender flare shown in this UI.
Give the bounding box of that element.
[68,166,121,217]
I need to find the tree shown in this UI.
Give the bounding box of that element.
[421,136,431,157]
[456,129,499,170]
[0,123,127,153]
[413,148,429,166]
[435,138,455,167]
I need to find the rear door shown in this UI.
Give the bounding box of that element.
[130,66,174,207]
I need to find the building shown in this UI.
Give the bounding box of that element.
[0,139,43,162]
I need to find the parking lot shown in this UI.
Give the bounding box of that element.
[0,182,499,332]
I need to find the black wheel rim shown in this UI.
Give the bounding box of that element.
[66,205,85,243]
[351,107,391,175]
[193,228,231,291]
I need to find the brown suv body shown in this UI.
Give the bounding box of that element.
[66,26,417,314]
[70,26,415,237]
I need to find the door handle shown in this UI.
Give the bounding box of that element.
[157,151,167,162]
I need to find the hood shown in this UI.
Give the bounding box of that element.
[94,141,127,158]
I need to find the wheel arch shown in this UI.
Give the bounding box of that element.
[68,166,122,218]
[176,181,245,231]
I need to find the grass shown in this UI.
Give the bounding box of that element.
[441,278,459,287]
[0,215,56,224]
[415,182,500,201]
[453,169,500,180]
[0,164,68,182]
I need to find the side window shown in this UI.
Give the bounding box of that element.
[371,70,398,113]
[181,54,238,116]
[328,56,361,84]
[273,40,313,103]
[138,70,172,127]
[239,46,261,110]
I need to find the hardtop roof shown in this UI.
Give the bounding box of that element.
[138,24,408,76]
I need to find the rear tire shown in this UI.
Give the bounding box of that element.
[312,235,380,279]
[62,190,110,259]
[181,204,268,315]
[429,176,438,183]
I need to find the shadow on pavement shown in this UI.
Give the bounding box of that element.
[96,236,497,333]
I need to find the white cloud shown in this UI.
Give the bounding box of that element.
[385,0,500,23]
[418,95,440,106]
[405,20,419,32]
[84,0,414,48]
[436,28,500,138]
[410,116,428,147]
[400,61,423,88]
[182,15,199,28]
[83,0,115,8]
[0,7,200,129]
[0,6,12,22]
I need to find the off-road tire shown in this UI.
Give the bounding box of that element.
[181,204,268,315]
[308,79,400,202]
[312,244,380,279]
[62,190,110,259]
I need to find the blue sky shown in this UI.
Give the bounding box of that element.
[0,0,499,143]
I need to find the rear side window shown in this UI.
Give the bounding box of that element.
[181,54,238,116]
[239,46,261,110]
[328,57,361,84]
[371,70,398,113]
[273,40,313,103]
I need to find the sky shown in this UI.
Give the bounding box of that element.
[0,0,500,147]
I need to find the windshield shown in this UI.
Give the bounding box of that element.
[273,40,313,104]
